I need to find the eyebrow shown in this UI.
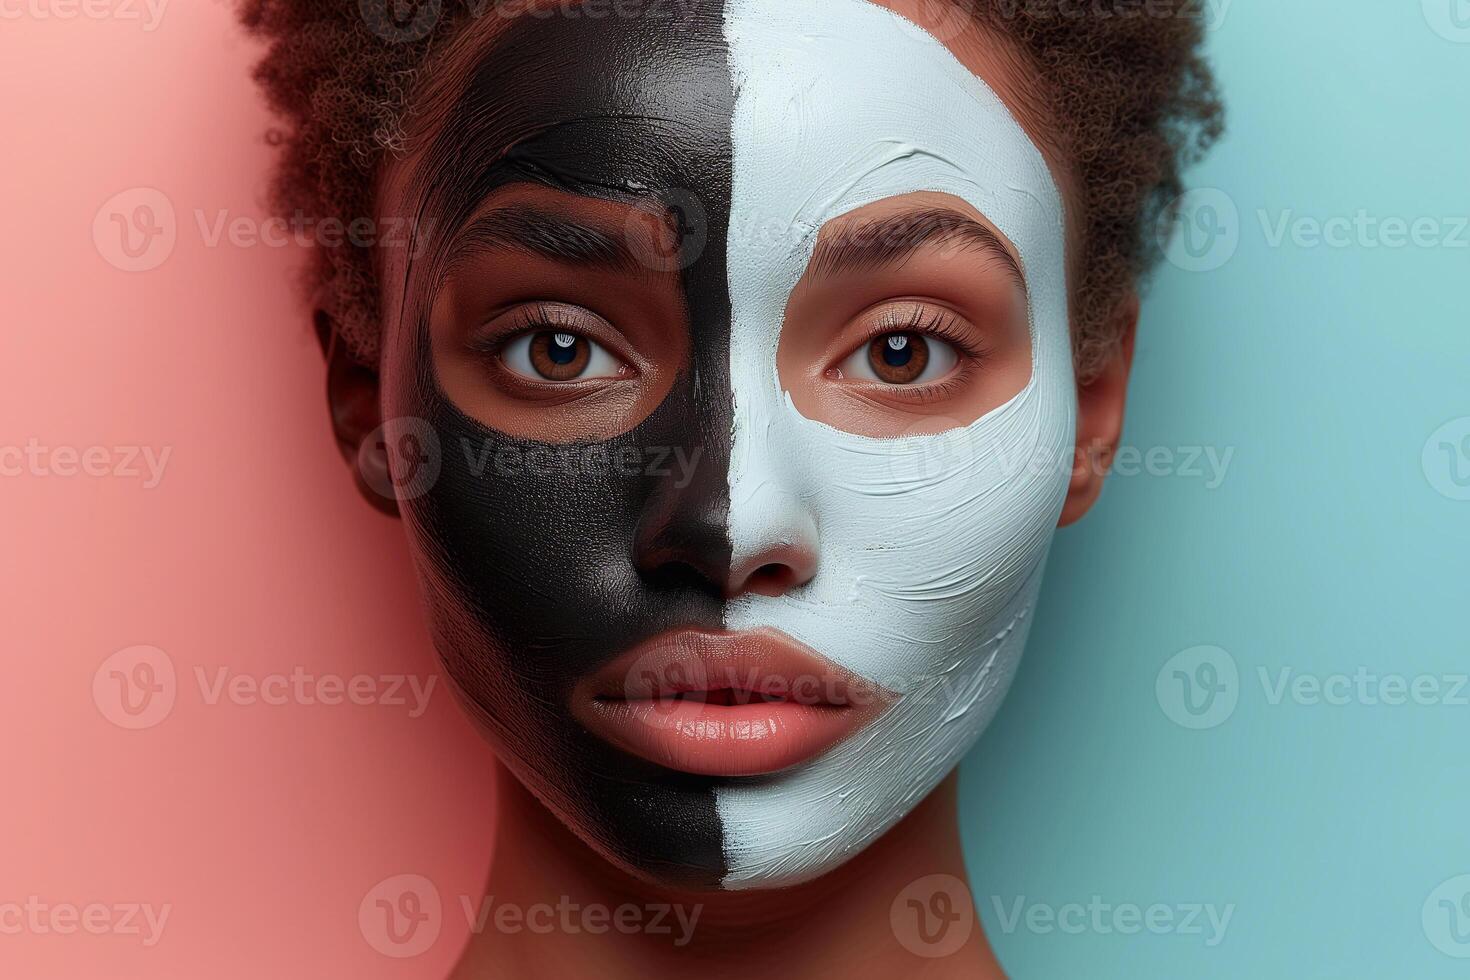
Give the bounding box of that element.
[806,207,1025,287]
[444,205,643,276]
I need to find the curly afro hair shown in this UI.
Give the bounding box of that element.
[238,0,1223,380]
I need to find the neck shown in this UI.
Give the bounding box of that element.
[451,763,1005,980]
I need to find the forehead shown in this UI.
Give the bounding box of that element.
[377,0,1078,342]
[391,0,1069,210]
[405,2,732,220]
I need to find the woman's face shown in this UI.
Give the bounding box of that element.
[375,0,1077,890]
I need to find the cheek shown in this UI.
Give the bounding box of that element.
[714,347,1073,890]
[384,340,734,887]
[727,380,1073,691]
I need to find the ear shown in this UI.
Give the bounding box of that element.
[1059,293,1138,527]
[316,309,399,518]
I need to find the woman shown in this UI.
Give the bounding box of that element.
[242,0,1222,975]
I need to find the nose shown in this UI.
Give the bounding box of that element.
[632,488,729,600]
[723,479,818,599]
[633,471,817,601]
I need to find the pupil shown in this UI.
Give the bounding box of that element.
[547,332,578,365]
[882,334,912,367]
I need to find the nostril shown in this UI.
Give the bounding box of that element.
[743,563,800,598]
[639,558,725,600]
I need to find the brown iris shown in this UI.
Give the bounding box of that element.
[528,331,591,380]
[867,332,929,384]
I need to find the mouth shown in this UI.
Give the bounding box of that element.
[570,628,895,777]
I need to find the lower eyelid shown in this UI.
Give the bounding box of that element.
[857,366,975,403]
[471,301,615,350]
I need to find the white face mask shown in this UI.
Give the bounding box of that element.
[715,0,1076,888]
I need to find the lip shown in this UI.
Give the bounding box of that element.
[571,628,894,777]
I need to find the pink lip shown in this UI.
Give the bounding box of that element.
[571,628,895,777]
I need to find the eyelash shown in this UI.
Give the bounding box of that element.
[847,305,990,401]
[866,306,988,360]
[468,302,587,355]
[470,302,987,402]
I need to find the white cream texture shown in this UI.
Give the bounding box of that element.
[718,0,1077,888]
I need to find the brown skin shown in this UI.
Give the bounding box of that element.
[778,191,1037,438]
[321,1,1137,975]
[453,763,999,980]
[430,184,690,445]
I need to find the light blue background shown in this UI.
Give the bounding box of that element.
[959,2,1470,977]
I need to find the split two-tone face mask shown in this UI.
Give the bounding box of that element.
[378,0,1077,890]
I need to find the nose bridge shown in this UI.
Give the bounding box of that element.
[726,393,819,592]
[631,421,733,594]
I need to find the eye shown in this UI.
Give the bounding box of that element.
[838,331,960,385]
[501,330,624,382]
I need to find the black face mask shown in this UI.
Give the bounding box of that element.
[392,2,741,886]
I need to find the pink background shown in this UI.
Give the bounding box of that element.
[1,4,495,976]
